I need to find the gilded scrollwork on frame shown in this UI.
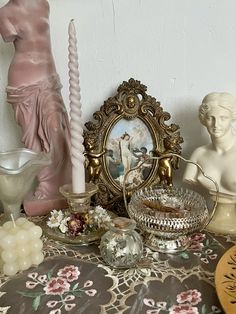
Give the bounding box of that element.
[84,78,183,215]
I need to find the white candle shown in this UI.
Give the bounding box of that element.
[0,218,44,276]
[68,19,86,194]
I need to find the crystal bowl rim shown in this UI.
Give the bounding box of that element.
[127,185,209,225]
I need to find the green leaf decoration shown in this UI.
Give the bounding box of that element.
[180,251,189,260]
[47,265,57,280]
[17,291,44,298]
[72,283,79,291]
[166,295,172,309]
[201,304,208,314]
[32,295,41,311]
[72,291,83,297]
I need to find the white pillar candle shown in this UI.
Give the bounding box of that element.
[0,217,44,276]
[68,19,86,194]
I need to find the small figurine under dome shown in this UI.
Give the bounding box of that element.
[183,92,236,234]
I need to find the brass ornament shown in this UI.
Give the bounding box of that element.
[83,78,183,215]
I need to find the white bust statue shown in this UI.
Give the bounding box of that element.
[183,92,236,234]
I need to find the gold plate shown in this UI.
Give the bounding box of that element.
[215,245,236,314]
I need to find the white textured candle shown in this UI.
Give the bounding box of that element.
[68,19,86,193]
[0,218,44,276]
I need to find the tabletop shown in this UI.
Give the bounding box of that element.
[0,217,236,314]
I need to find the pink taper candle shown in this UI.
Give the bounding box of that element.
[68,19,85,193]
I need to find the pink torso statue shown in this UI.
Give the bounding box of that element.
[0,0,72,214]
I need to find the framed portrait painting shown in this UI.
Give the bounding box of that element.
[83,78,183,215]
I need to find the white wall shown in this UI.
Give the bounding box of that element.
[1,0,236,182]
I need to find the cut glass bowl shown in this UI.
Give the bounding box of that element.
[127,186,209,253]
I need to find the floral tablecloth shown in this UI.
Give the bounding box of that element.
[0,218,236,314]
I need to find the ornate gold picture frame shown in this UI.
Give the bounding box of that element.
[84,78,183,215]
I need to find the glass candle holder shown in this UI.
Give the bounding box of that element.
[100,217,143,269]
[59,182,98,216]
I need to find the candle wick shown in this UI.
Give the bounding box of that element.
[10,214,16,228]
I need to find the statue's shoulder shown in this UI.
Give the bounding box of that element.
[189,144,211,160]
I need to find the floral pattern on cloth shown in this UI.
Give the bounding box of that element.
[143,289,222,314]
[1,214,236,314]
[0,256,113,314]
[121,276,223,314]
[17,265,96,313]
[188,233,218,264]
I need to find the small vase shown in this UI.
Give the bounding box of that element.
[100,217,143,268]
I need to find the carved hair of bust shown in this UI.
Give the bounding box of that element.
[199,92,236,126]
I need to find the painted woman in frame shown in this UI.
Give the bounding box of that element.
[0,0,72,214]
[183,92,236,234]
[105,116,154,189]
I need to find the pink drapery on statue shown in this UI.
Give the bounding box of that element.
[6,74,72,199]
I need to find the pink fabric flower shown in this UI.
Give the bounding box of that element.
[190,233,206,242]
[143,298,155,307]
[57,265,80,282]
[26,281,39,289]
[211,305,221,313]
[169,304,199,314]
[44,277,70,295]
[83,280,93,288]
[38,275,48,284]
[189,242,204,251]
[49,309,61,314]
[64,295,75,301]
[156,302,167,310]
[200,257,209,264]
[27,272,38,280]
[147,310,161,314]
[85,289,97,296]
[65,303,76,311]
[46,300,58,308]
[209,254,217,260]
[143,299,167,311]
[177,289,202,305]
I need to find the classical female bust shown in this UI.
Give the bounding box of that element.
[183,92,236,234]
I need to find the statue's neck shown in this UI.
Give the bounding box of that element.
[211,131,235,153]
